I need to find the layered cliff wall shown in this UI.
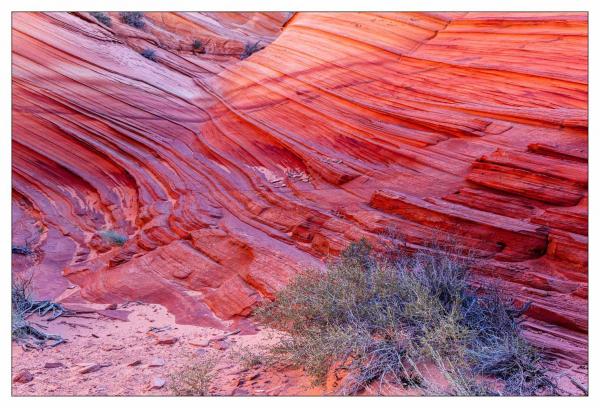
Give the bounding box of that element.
[12,12,587,364]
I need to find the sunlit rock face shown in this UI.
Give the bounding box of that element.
[12,12,587,363]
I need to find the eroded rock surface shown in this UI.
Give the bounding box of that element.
[12,12,587,364]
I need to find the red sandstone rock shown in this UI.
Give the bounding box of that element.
[78,364,104,374]
[11,12,587,367]
[189,338,210,347]
[210,340,230,351]
[150,378,166,390]
[13,369,34,383]
[44,362,65,369]
[148,358,165,367]
[156,335,178,345]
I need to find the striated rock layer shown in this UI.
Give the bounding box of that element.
[12,12,587,365]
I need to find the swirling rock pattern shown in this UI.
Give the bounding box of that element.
[12,12,587,364]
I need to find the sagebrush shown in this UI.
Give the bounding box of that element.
[99,230,128,246]
[241,41,263,59]
[120,12,145,29]
[90,12,111,27]
[12,244,32,256]
[254,238,555,395]
[169,354,217,396]
[140,49,157,61]
[231,345,269,371]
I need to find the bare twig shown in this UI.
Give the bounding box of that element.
[12,273,66,349]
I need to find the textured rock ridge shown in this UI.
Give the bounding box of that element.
[12,12,587,364]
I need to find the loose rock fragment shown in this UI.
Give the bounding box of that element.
[189,338,210,347]
[78,363,111,374]
[44,362,64,369]
[150,378,166,390]
[148,358,165,367]
[13,370,34,383]
[156,335,178,345]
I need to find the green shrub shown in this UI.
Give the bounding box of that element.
[12,244,32,256]
[169,354,217,396]
[240,41,263,60]
[254,238,555,395]
[90,12,111,27]
[231,346,268,370]
[140,49,156,61]
[120,12,145,29]
[99,230,128,246]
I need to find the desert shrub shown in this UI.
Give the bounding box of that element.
[99,230,128,246]
[120,12,145,29]
[231,346,269,370]
[240,41,263,60]
[90,12,111,27]
[12,273,64,349]
[254,238,555,395]
[466,319,554,395]
[193,39,202,50]
[169,354,217,396]
[140,49,156,61]
[12,244,32,256]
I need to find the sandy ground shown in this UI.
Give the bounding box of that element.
[11,302,318,396]
[12,301,587,396]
